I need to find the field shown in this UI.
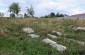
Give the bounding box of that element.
[0,18,85,55]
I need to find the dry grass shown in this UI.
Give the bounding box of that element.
[75,19,85,26]
[0,28,9,37]
[0,18,85,35]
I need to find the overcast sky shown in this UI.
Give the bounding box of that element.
[0,0,85,17]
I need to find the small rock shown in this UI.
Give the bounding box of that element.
[23,27,34,33]
[42,38,67,52]
[28,34,40,38]
[47,34,57,38]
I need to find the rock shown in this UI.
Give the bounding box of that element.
[50,43,67,52]
[28,34,40,38]
[75,27,85,31]
[77,41,85,45]
[23,27,34,33]
[47,34,57,38]
[52,31,62,36]
[42,38,56,44]
[56,32,62,36]
[42,38,67,52]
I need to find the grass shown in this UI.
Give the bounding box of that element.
[0,18,85,55]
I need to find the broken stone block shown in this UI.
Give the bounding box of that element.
[56,32,62,36]
[77,41,85,45]
[42,38,56,44]
[52,31,62,36]
[23,27,34,33]
[47,34,57,38]
[75,27,85,31]
[42,38,67,52]
[28,34,40,38]
[56,44,66,52]
[50,43,67,52]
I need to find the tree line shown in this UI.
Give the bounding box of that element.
[0,2,67,18]
[41,12,66,18]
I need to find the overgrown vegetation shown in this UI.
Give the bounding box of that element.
[0,18,85,55]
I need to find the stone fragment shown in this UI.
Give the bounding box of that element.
[23,27,34,33]
[56,32,62,36]
[28,34,40,38]
[47,34,57,38]
[75,27,85,31]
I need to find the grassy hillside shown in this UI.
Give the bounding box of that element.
[0,18,85,55]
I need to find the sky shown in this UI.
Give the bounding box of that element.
[0,0,85,17]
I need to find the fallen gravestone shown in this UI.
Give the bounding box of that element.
[74,27,85,31]
[23,27,34,33]
[56,32,62,36]
[52,31,62,36]
[28,34,40,38]
[42,38,67,52]
[47,34,57,38]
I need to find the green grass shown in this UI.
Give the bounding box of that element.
[0,18,85,55]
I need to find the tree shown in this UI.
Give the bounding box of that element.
[0,12,4,17]
[56,13,60,17]
[59,14,64,17]
[50,12,55,17]
[8,2,20,17]
[56,13,64,17]
[44,15,48,18]
[24,13,28,18]
[27,5,34,17]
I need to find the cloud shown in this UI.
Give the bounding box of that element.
[0,0,85,17]
[33,0,85,16]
